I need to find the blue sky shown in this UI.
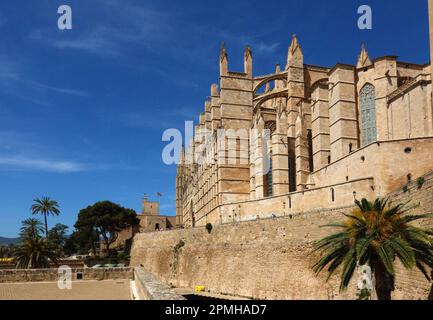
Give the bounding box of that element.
[0,0,429,237]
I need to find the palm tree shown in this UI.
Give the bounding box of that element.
[14,237,59,269]
[20,218,44,240]
[14,218,59,269]
[31,197,60,237]
[312,198,433,300]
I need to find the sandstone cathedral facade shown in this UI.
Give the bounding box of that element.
[175,35,433,228]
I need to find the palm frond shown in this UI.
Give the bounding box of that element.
[312,244,349,275]
[376,241,396,275]
[398,214,433,225]
[312,231,351,252]
[387,237,415,269]
[339,247,357,291]
[313,197,433,298]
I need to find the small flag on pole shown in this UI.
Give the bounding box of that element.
[157,192,163,197]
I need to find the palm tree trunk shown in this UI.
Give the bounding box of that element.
[428,272,433,300]
[44,213,48,237]
[372,260,394,300]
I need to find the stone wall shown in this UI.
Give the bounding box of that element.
[190,137,433,227]
[131,171,433,300]
[389,171,433,299]
[0,259,85,270]
[131,206,357,300]
[0,268,133,283]
[214,177,375,225]
[312,137,433,195]
[133,267,185,300]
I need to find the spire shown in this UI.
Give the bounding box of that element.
[220,43,228,75]
[244,46,252,61]
[289,35,302,54]
[275,64,281,73]
[220,43,228,63]
[286,34,303,69]
[357,44,372,68]
[244,46,253,76]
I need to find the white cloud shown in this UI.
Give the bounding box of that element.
[0,156,86,173]
[255,42,280,54]
[46,28,120,56]
[26,80,88,97]
[0,54,88,97]
[30,1,172,57]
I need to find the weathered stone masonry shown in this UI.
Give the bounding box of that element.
[132,171,433,300]
[159,4,433,299]
[175,36,433,228]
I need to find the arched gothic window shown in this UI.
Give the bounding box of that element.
[360,84,377,146]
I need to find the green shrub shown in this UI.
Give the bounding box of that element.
[417,177,426,189]
[403,185,409,193]
[172,240,186,273]
[205,223,213,234]
[174,240,185,253]
[117,252,130,261]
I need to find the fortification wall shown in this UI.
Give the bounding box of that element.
[194,177,375,227]
[0,268,133,283]
[131,171,433,300]
[312,137,433,195]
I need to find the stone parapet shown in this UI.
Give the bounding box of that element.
[0,268,133,283]
[133,267,185,300]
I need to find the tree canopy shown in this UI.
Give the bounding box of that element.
[14,218,59,269]
[74,201,139,255]
[47,223,69,257]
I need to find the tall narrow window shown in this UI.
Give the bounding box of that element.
[360,84,377,146]
[190,203,195,227]
[288,138,296,192]
[307,129,314,172]
[264,121,275,197]
[264,156,273,197]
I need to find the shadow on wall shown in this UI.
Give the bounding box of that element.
[429,280,433,300]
